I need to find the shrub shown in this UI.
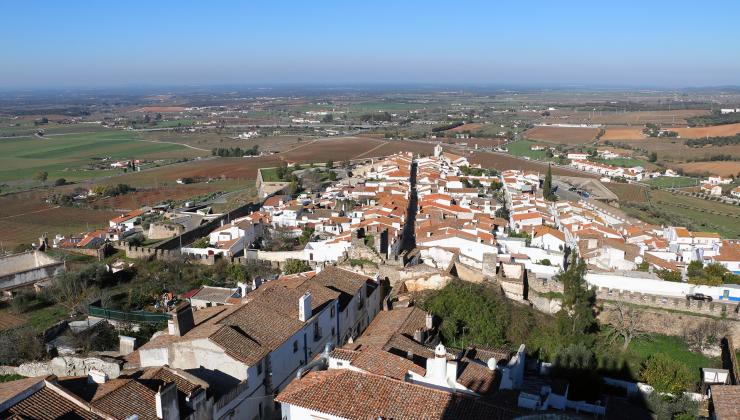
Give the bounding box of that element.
[641,353,695,394]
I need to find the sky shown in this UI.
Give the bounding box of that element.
[1,0,739,88]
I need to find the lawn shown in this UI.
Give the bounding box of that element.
[645,176,699,188]
[0,130,200,184]
[506,139,549,160]
[627,334,720,383]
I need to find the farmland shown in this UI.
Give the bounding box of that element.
[676,161,740,177]
[522,126,599,145]
[0,130,204,185]
[603,122,740,140]
[644,176,699,188]
[542,109,710,126]
[622,189,740,238]
[469,151,596,178]
[506,139,549,160]
[0,190,115,248]
[604,182,649,203]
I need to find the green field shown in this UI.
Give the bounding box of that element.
[645,176,699,188]
[592,157,647,168]
[627,334,719,383]
[507,139,549,160]
[624,189,740,238]
[0,130,201,185]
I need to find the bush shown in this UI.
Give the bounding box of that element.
[0,327,45,365]
[283,259,311,275]
[641,353,695,394]
[54,178,67,186]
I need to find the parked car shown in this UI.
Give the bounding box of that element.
[686,293,713,302]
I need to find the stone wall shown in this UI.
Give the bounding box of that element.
[148,222,184,240]
[454,261,485,284]
[117,244,216,265]
[12,356,123,378]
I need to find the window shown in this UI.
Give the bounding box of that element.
[313,323,321,341]
[293,340,299,353]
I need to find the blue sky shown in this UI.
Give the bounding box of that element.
[1,0,739,88]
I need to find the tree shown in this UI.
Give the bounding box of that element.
[191,237,210,248]
[555,257,597,346]
[683,319,728,353]
[423,281,510,348]
[543,164,555,201]
[606,302,644,350]
[299,227,314,245]
[283,259,311,275]
[321,114,334,123]
[648,151,658,162]
[34,171,48,184]
[657,269,682,282]
[641,353,694,394]
[54,178,67,186]
[325,160,334,169]
[54,270,101,315]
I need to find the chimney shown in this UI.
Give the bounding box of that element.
[298,291,312,322]
[168,302,195,337]
[155,382,180,420]
[87,369,108,384]
[425,313,434,330]
[119,335,137,355]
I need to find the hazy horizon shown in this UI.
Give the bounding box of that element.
[2,0,739,88]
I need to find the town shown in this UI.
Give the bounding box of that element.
[1,139,739,419]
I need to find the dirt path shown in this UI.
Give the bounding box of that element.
[0,205,61,220]
[352,140,389,159]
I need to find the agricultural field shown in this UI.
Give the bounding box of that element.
[447,123,487,132]
[0,190,115,249]
[523,126,600,145]
[604,182,649,203]
[506,139,549,160]
[675,161,740,177]
[469,151,596,178]
[644,176,699,188]
[604,122,740,140]
[0,130,205,186]
[624,189,740,238]
[542,109,710,126]
[614,137,740,164]
[94,179,245,210]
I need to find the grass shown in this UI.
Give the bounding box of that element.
[627,334,720,379]
[0,374,24,382]
[591,156,647,168]
[25,303,68,332]
[650,189,740,237]
[0,130,202,184]
[645,176,699,188]
[259,167,284,182]
[506,139,550,160]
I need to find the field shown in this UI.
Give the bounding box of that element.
[543,109,710,126]
[0,130,204,185]
[447,123,487,132]
[604,183,648,203]
[134,106,187,113]
[523,126,599,145]
[604,122,740,140]
[626,334,719,384]
[644,176,699,188]
[506,139,548,160]
[469,151,596,178]
[626,189,740,238]
[676,161,740,177]
[95,180,245,210]
[0,190,115,248]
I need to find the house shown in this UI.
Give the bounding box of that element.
[530,226,566,251]
[135,267,381,420]
[189,286,241,309]
[701,183,723,196]
[567,152,589,160]
[109,208,147,230]
[0,367,211,420]
[731,186,740,199]
[707,176,732,185]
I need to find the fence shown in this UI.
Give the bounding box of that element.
[88,305,171,324]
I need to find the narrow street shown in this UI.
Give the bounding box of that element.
[401,160,418,252]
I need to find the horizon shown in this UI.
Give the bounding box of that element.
[2,0,740,89]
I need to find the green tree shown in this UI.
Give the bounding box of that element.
[648,151,658,162]
[543,164,555,201]
[423,281,510,348]
[555,257,596,346]
[299,227,314,245]
[34,171,48,184]
[284,259,311,275]
[325,160,334,169]
[657,269,682,282]
[54,178,67,186]
[641,353,694,394]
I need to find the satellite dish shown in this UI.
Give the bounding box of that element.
[487,357,497,370]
